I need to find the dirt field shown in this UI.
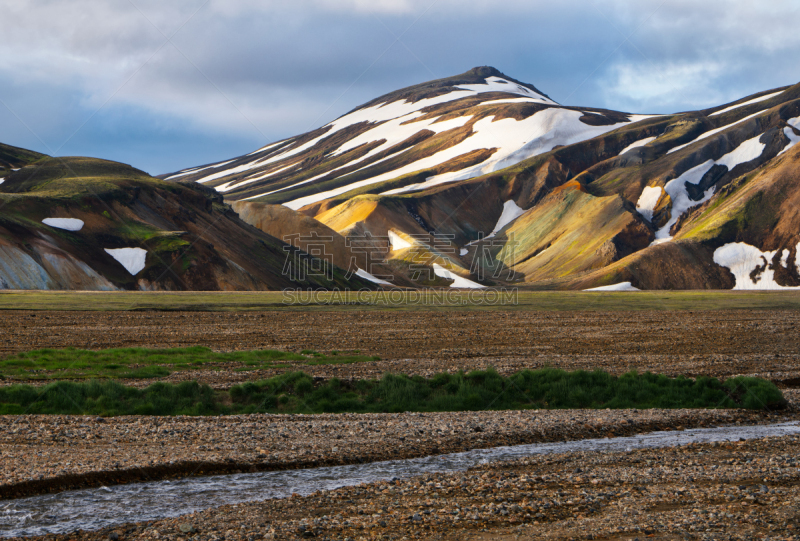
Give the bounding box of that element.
[3,304,800,540]
[2,309,800,387]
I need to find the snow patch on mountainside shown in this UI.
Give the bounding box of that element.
[196,160,270,184]
[779,118,800,156]
[713,242,800,290]
[260,148,416,202]
[709,91,783,117]
[654,134,766,243]
[378,110,647,198]
[355,268,393,286]
[457,77,557,104]
[487,200,525,238]
[104,248,147,276]
[42,218,84,231]
[668,111,765,155]
[246,140,286,157]
[166,160,235,180]
[388,231,413,251]
[0,178,4,185]
[432,264,485,289]
[636,186,664,222]
[584,282,640,291]
[479,97,550,106]
[779,127,800,156]
[331,114,470,164]
[716,135,768,169]
[217,164,299,193]
[233,80,550,184]
[619,136,657,155]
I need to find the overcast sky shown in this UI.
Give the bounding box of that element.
[1,0,798,175]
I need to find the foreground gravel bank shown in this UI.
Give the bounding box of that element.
[2,407,797,501]
[14,431,800,540]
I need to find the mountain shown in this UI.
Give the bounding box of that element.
[163,67,649,209]
[3,67,799,291]
[165,66,800,290]
[0,150,371,291]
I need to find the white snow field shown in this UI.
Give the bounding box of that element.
[381,112,656,198]
[654,134,766,244]
[456,76,558,105]
[432,264,486,289]
[584,282,640,291]
[41,218,84,231]
[165,160,235,181]
[0,178,4,185]
[246,140,286,157]
[478,97,551,106]
[779,118,800,156]
[462,200,526,247]
[635,186,664,223]
[308,108,651,204]
[355,268,393,286]
[190,73,652,209]
[217,164,300,195]
[619,136,657,155]
[779,127,800,156]
[203,77,554,189]
[104,248,148,276]
[709,91,783,117]
[668,110,765,155]
[713,242,800,290]
[487,200,526,238]
[388,230,413,251]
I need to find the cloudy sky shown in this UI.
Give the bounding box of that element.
[1,0,798,175]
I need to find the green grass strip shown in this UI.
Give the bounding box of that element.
[0,368,785,416]
[0,347,378,381]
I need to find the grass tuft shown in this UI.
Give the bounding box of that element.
[0,368,784,416]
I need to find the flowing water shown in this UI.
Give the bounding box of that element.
[2,421,799,538]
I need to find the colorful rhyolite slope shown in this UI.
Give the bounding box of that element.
[0,151,372,291]
[1,67,799,291]
[166,66,800,291]
[166,67,652,210]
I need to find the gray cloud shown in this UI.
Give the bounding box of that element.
[0,0,798,173]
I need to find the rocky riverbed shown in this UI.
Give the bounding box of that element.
[11,429,800,540]
[1,407,797,501]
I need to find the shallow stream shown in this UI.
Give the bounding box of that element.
[2,421,799,537]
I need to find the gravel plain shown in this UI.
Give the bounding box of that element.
[3,308,800,539]
[2,310,800,388]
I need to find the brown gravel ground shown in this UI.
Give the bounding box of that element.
[5,408,796,500]
[15,429,800,540]
[2,310,800,388]
[4,308,800,539]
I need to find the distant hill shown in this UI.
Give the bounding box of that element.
[0,154,370,290]
[164,66,800,290]
[2,66,799,291]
